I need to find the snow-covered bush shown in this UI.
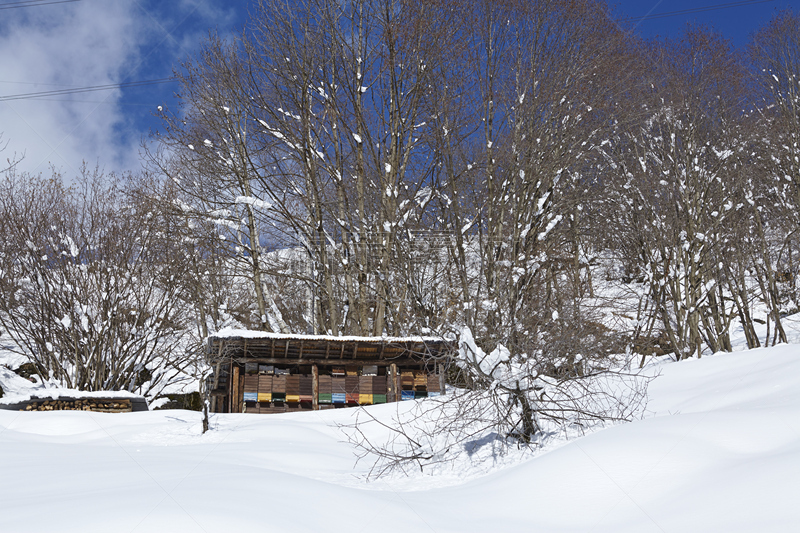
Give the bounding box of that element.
[0,169,199,398]
[343,327,650,478]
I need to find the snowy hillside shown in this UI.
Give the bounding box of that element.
[1,345,799,532]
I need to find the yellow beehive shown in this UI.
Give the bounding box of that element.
[358,393,373,405]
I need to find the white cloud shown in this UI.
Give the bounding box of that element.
[0,0,236,177]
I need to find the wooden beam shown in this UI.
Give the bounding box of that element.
[389,363,397,403]
[224,357,422,366]
[312,364,319,411]
[211,341,223,413]
[231,364,240,414]
[238,371,244,413]
[227,353,234,414]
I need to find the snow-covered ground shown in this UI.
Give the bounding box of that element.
[1,344,799,532]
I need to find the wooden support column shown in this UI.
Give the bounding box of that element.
[211,341,222,413]
[438,363,446,395]
[238,370,245,413]
[312,364,319,411]
[231,364,240,414]
[389,363,397,403]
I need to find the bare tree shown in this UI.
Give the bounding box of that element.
[745,9,800,344]
[606,28,748,359]
[147,35,291,334]
[750,9,800,211]
[0,168,197,397]
[241,0,454,335]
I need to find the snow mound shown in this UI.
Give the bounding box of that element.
[0,346,798,532]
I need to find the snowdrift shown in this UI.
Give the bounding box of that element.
[1,346,799,532]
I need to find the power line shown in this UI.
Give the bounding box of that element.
[0,80,78,87]
[0,78,177,102]
[22,98,162,107]
[619,0,775,23]
[0,0,80,10]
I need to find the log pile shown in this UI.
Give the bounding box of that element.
[22,398,133,413]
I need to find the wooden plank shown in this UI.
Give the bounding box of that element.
[312,364,319,411]
[227,356,234,414]
[238,371,245,413]
[231,364,240,414]
[389,363,397,403]
[211,341,223,413]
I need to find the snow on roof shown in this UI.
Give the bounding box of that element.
[208,326,448,345]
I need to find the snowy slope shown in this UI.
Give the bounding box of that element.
[1,346,799,532]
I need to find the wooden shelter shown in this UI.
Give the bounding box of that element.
[206,330,454,414]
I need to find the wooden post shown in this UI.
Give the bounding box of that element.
[389,363,397,403]
[238,371,245,413]
[438,363,446,395]
[227,356,234,413]
[211,341,222,413]
[312,364,319,410]
[231,364,240,413]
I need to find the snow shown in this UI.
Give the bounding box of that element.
[0,365,35,398]
[234,195,272,210]
[209,326,445,344]
[0,386,142,406]
[1,344,799,531]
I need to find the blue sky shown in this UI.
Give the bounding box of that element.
[0,0,798,177]
[611,0,800,46]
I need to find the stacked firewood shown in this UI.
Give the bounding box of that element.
[22,398,133,413]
